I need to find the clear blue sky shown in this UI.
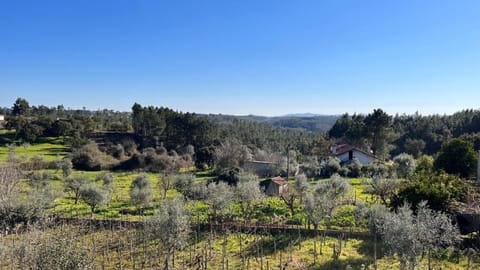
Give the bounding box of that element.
[1,0,480,116]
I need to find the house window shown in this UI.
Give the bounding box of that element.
[349,151,353,160]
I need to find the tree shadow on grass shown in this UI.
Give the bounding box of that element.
[245,233,301,257]
[355,237,387,261]
[307,258,370,270]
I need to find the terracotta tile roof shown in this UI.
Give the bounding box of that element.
[246,160,273,164]
[334,144,354,156]
[271,176,288,186]
[332,144,376,158]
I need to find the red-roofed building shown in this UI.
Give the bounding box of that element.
[330,144,376,165]
[260,176,288,196]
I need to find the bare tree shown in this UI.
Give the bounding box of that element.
[279,175,309,217]
[280,187,298,217]
[0,166,23,229]
[159,173,174,199]
[0,166,22,205]
[214,139,252,171]
[368,176,401,205]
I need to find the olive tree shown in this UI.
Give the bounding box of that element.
[205,182,234,223]
[96,173,116,204]
[61,158,73,178]
[235,179,264,222]
[304,192,328,263]
[145,199,190,270]
[173,174,197,200]
[321,156,341,177]
[314,174,351,227]
[64,176,89,205]
[304,174,351,262]
[130,174,153,213]
[27,171,51,190]
[354,203,390,270]
[79,183,107,218]
[380,204,421,270]
[294,173,310,203]
[214,140,252,171]
[415,201,459,270]
[379,202,459,270]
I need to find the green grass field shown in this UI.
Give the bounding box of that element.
[0,138,381,221]
[0,136,68,163]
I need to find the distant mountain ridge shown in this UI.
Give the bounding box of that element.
[202,113,339,132]
[282,113,323,117]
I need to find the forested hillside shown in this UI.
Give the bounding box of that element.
[205,113,339,132]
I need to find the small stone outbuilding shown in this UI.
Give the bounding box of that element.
[260,176,288,196]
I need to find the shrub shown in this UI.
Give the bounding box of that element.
[346,159,362,178]
[416,155,434,173]
[362,162,390,178]
[321,156,341,177]
[15,229,94,270]
[393,153,416,179]
[434,138,477,179]
[390,172,469,213]
[71,141,115,171]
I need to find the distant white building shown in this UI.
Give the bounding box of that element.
[330,144,377,165]
[0,115,4,121]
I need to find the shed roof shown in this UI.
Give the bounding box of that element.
[332,144,376,158]
[271,176,288,186]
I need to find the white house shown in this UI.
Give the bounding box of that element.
[331,144,376,165]
[0,115,4,122]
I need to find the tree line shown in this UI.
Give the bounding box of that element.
[329,108,480,160]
